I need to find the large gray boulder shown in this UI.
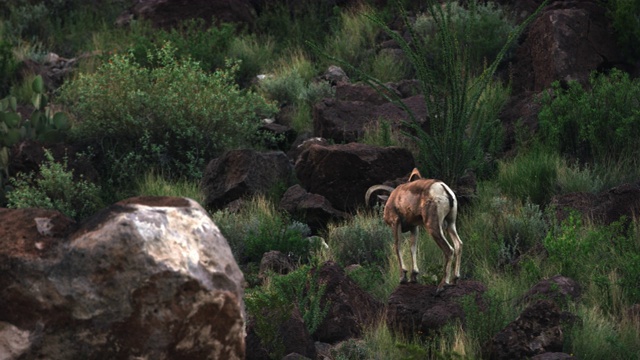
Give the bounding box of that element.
[0,196,245,359]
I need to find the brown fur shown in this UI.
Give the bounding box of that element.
[379,168,463,293]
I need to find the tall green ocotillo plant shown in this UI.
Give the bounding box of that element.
[310,0,548,185]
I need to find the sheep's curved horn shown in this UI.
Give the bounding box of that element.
[365,184,395,206]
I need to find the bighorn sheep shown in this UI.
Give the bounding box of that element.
[365,168,462,293]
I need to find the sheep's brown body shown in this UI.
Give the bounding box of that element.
[368,168,463,293]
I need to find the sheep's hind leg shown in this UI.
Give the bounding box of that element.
[448,223,463,284]
[393,223,409,284]
[409,227,419,283]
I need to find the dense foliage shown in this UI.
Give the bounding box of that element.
[59,43,276,186]
[538,69,640,163]
[6,149,103,220]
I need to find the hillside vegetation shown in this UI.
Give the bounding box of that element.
[1,0,640,358]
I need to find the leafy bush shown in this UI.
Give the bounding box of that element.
[604,0,640,60]
[228,34,277,86]
[246,265,330,358]
[538,69,640,163]
[2,0,125,54]
[6,149,103,220]
[254,1,338,53]
[59,42,277,186]
[346,265,389,302]
[257,51,333,132]
[128,18,236,74]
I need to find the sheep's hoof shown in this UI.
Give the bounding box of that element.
[410,271,419,283]
[399,270,409,284]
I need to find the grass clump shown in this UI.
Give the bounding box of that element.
[325,208,391,267]
[133,171,204,205]
[211,196,312,264]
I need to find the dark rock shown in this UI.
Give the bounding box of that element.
[386,281,487,336]
[498,91,544,154]
[484,299,577,360]
[313,94,427,144]
[511,1,628,95]
[295,142,415,212]
[259,250,295,280]
[119,0,257,30]
[279,184,350,233]
[322,65,350,86]
[246,305,316,360]
[521,275,581,306]
[201,149,294,210]
[531,352,577,360]
[550,182,640,225]
[313,261,383,343]
[258,121,297,151]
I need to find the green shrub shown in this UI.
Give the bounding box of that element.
[59,42,277,187]
[544,215,640,307]
[413,1,517,75]
[538,69,640,163]
[246,265,330,358]
[326,209,391,266]
[128,18,236,74]
[460,182,548,273]
[568,305,640,360]
[6,149,103,220]
[346,265,389,302]
[2,0,125,54]
[370,50,411,82]
[604,0,640,60]
[0,39,18,97]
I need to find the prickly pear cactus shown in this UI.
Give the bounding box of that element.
[0,75,73,201]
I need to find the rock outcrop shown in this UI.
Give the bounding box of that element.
[295,142,415,212]
[0,196,246,359]
[201,149,295,211]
